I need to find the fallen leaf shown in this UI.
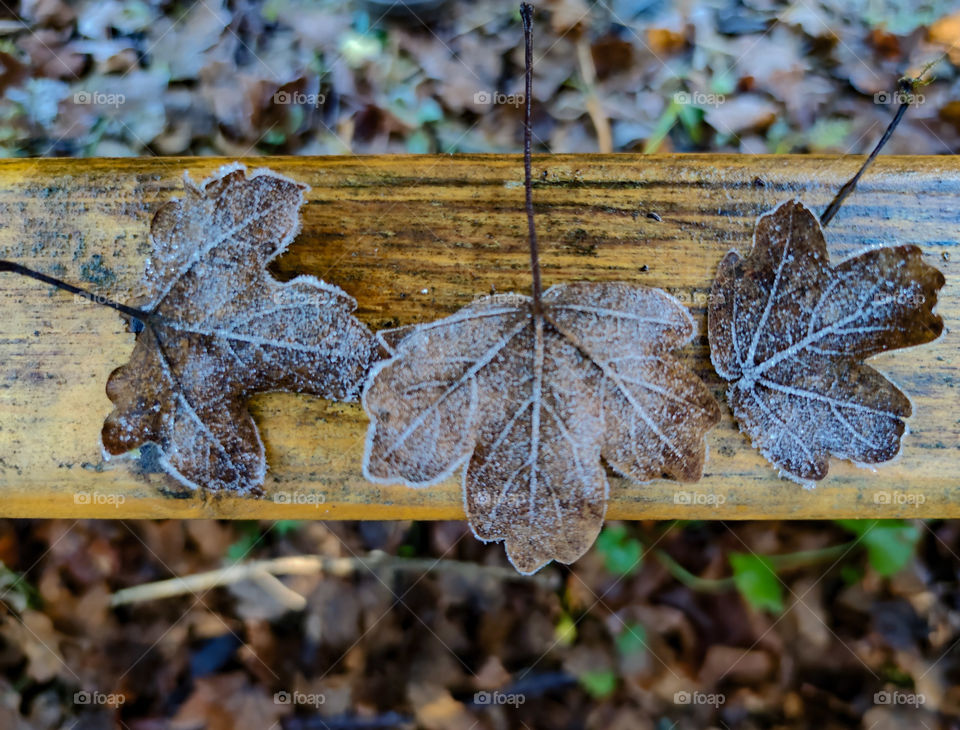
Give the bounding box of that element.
[2,610,69,683]
[929,11,960,65]
[363,283,721,574]
[704,94,778,135]
[147,0,231,81]
[102,164,377,494]
[16,28,86,80]
[407,682,474,730]
[171,672,288,730]
[708,200,945,483]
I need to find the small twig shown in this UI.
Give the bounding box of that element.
[653,549,735,593]
[653,540,858,593]
[0,259,152,326]
[520,2,542,315]
[248,569,308,611]
[765,541,854,571]
[820,63,937,228]
[576,37,612,154]
[468,670,576,704]
[109,551,560,606]
[284,711,413,730]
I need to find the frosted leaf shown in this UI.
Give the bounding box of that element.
[363,283,721,574]
[102,164,377,495]
[708,199,945,484]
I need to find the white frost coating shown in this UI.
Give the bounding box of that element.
[709,199,945,483]
[362,281,720,574]
[360,353,475,490]
[101,163,376,496]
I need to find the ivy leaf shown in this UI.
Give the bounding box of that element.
[595,525,643,576]
[578,669,618,699]
[362,283,720,574]
[614,622,648,657]
[836,519,920,576]
[729,552,783,613]
[101,164,377,495]
[708,200,945,484]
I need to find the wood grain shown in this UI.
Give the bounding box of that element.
[0,155,956,520]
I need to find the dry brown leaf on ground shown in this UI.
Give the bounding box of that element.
[363,283,720,574]
[929,12,960,64]
[171,672,288,730]
[101,163,377,495]
[708,200,945,484]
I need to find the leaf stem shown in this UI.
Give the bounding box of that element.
[653,549,735,593]
[653,540,858,593]
[520,2,542,315]
[820,63,937,228]
[0,259,153,326]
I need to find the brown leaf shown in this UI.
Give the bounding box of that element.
[929,12,960,65]
[363,283,720,574]
[171,672,288,730]
[708,200,945,483]
[102,164,377,495]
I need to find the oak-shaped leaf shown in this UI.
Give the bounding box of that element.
[102,164,377,495]
[362,283,721,574]
[708,199,945,484]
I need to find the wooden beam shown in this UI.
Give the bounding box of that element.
[0,155,956,520]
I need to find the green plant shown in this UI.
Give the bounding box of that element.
[729,552,783,613]
[578,668,617,699]
[835,519,920,576]
[595,525,643,575]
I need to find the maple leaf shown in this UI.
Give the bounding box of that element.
[708,199,945,484]
[363,283,721,574]
[101,164,377,495]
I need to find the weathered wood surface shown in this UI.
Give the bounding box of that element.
[0,155,956,520]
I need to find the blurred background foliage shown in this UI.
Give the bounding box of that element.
[0,0,959,728]
[0,0,957,157]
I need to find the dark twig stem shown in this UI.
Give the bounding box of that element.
[820,65,935,228]
[819,100,908,228]
[520,2,542,315]
[0,259,153,325]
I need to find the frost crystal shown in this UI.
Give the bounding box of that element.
[709,199,945,483]
[102,165,377,494]
[363,282,720,574]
